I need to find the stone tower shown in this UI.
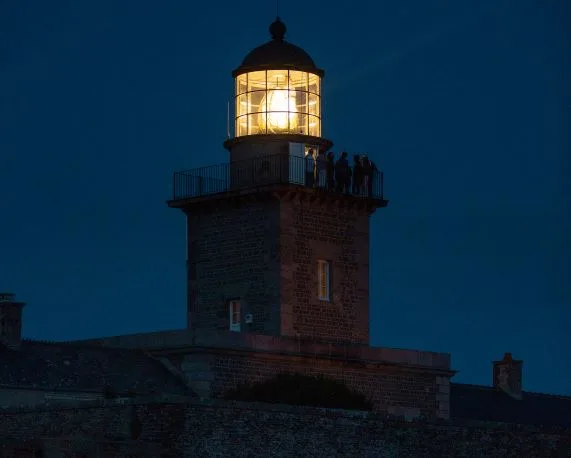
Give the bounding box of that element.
[168,18,387,344]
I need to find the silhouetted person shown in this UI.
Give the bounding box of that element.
[335,152,350,193]
[362,154,372,197]
[326,152,335,191]
[352,155,364,195]
[316,150,327,188]
[305,149,315,187]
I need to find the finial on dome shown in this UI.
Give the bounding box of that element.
[270,17,286,41]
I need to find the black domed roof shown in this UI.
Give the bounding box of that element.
[232,18,324,77]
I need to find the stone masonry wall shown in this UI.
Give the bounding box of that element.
[184,190,376,345]
[1,398,569,457]
[0,388,101,410]
[0,388,47,410]
[186,197,281,335]
[280,196,371,344]
[229,139,289,163]
[172,348,451,420]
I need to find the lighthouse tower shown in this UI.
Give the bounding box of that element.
[168,18,387,344]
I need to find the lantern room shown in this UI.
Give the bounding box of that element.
[225,18,330,157]
[234,69,321,137]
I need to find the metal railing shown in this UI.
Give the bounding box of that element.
[0,293,15,302]
[172,154,384,201]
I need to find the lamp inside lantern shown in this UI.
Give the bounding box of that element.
[258,89,298,132]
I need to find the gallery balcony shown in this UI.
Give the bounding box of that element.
[168,153,387,208]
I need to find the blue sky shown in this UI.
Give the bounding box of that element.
[1,0,569,395]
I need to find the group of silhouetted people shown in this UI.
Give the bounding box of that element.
[305,149,378,197]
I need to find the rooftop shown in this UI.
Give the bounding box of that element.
[451,383,571,428]
[0,339,193,397]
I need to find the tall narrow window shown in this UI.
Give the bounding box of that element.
[317,260,331,301]
[229,300,241,332]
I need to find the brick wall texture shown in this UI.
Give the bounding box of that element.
[1,399,569,457]
[185,191,372,344]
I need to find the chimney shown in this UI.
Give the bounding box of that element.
[493,352,523,400]
[0,292,26,349]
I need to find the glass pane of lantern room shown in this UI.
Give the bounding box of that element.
[236,114,248,137]
[237,93,248,118]
[247,71,267,92]
[308,73,320,95]
[288,109,300,134]
[297,112,308,135]
[288,71,307,91]
[236,74,248,95]
[248,91,264,133]
[292,91,307,135]
[248,113,261,135]
[308,115,320,137]
[235,93,248,136]
[294,90,307,113]
[267,69,288,90]
[308,93,320,117]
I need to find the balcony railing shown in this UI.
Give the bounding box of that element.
[0,293,16,302]
[172,153,385,201]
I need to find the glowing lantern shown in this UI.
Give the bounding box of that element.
[230,18,323,139]
[258,89,298,133]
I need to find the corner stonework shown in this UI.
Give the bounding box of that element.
[180,355,215,400]
[436,376,451,420]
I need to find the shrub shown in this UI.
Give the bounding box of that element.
[102,385,117,399]
[223,372,372,411]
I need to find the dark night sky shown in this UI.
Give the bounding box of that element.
[1,1,569,395]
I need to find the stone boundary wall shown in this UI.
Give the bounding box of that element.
[1,398,569,457]
[0,386,104,410]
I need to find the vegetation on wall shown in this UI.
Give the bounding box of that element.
[223,372,373,411]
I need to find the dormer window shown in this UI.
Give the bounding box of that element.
[229,300,241,332]
[317,260,331,301]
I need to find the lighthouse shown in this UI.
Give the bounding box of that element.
[168,18,387,344]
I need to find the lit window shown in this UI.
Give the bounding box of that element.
[317,260,330,301]
[229,300,241,332]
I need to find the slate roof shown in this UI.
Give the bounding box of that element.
[0,339,193,397]
[451,383,571,428]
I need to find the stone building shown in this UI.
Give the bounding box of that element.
[1,17,570,457]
